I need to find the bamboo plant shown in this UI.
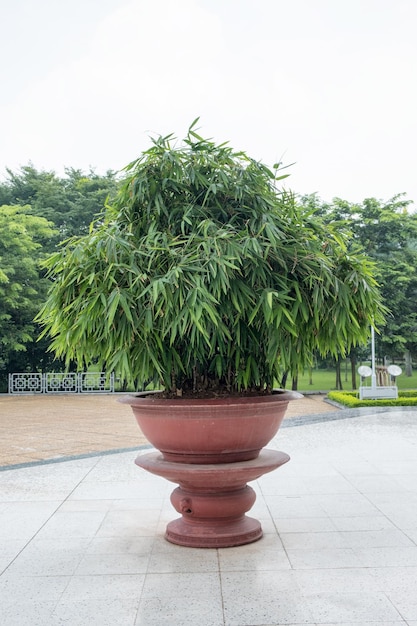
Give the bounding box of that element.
[37,121,385,397]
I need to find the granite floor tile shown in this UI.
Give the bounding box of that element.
[305,591,403,623]
[221,571,313,625]
[0,601,57,626]
[52,597,140,626]
[59,573,145,601]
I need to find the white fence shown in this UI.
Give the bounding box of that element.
[8,372,115,394]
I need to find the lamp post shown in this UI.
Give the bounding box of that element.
[371,325,377,389]
[359,326,401,399]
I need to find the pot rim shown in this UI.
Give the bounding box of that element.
[119,388,303,407]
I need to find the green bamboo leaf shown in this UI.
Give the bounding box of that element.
[119,294,134,324]
[106,290,120,328]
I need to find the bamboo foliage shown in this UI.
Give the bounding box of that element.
[37,121,385,395]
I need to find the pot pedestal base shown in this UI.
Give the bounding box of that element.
[166,514,262,547]
[135,449,290,548]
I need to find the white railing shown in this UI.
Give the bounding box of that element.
[8,372,115,394]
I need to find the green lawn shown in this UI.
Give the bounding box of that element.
[102,362,417,393]
[295,365,417,392]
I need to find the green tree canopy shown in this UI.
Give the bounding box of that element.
[300,192,417,365]
[0,206,57,388]
[0,164,119,244]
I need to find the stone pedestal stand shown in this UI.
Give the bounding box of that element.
[135,449,290,548]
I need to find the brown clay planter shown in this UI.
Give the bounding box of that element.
[121,389,301,547]
[120,389,301,464]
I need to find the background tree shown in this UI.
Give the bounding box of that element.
[0,206,58,390]
[0,165,119,244]
[0,166,120,388]
[300,192,417,377]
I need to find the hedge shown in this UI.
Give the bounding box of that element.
[327,390,417,408]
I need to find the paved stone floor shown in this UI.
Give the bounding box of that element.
[1,395,417,625]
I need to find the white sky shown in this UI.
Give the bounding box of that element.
[1,0,416,205]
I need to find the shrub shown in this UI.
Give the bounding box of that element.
[327,390,417,408]
[37,122,385,396]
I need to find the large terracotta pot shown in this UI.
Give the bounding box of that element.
[120,389,301,464]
